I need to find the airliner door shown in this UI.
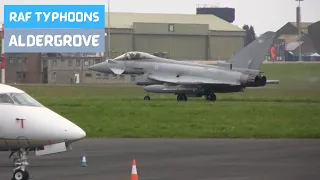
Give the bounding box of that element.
[16,136,30,147]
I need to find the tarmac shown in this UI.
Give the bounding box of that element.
[0,138,319,180]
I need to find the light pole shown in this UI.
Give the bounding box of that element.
[107,0,111,58]
[296,0,303,61]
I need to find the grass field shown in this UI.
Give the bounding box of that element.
[12,63,320,138]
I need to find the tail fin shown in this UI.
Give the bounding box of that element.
[227,31,276,70]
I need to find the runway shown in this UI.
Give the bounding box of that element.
[0,139,319,180]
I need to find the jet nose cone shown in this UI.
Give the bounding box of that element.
[88,62,106,72]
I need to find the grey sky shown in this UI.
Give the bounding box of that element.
[1,0,319,35]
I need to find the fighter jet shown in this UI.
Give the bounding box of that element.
[88,31,279,101]
[0,84,86,180]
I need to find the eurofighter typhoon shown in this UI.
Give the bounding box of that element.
[88,31,279,101]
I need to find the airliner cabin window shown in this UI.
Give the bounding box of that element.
[10,93,43,107]
[0,94,15,104]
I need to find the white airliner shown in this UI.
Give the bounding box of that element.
[0,84,86,180]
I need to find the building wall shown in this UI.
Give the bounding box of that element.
[107,24,245,61]
[276,22,319,60]
[169,35,207,60]
[133,34,207,60]
[131,22,209,60]
[45,56,132,84]
[209,35,244,60]
[3,53,42,84]
[208,31,245,60]
[2,22,245,84]
[276,23,298,37]
[308,21,320,54]
[107,28,133,58]
[291,35,317,54]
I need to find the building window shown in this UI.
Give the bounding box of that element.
[94,59,100,64]
[84,60,89,66]
[9,56,14,64]
[17,57,22,64]
[68,60,72,66]
[52,72,56,79]
[23,57,27,64]
[96,73,101,79]
[85,73,92,78]
[76,60,80,66]
[43,59,48,67]
[102,74,109,79]
[53,60,57,66]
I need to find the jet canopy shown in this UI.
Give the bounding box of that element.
[113,51,157,61]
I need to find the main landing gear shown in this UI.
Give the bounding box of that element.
[176,93,187,101]
[10,149,30,180]
[205,92,216,101]
[142,92,216,102]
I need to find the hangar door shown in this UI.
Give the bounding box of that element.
[169,35,206,60]
[210,36,244,60]
[134,34,170,55]
[134,34,206,60]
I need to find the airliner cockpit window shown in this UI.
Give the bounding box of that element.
[10,93,43,107]
[0,94,15,104]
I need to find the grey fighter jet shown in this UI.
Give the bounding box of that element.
[88,31,279,101]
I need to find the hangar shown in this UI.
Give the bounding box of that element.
[1,11,247,84]
[105,12,246,60]
[308,21,320,54]
[274,22,320,61]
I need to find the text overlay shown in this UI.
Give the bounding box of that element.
[4,29,105,53]
[3,5,106,53]
[4,5,105,28]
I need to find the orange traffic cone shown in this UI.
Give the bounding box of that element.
[130,159,138,180]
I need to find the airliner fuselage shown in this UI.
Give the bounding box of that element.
[0,84,86,180]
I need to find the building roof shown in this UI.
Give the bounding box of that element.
[105,12,244,32]
[289,22,314,34]
[278,34,300,42]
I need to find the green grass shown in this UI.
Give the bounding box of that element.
[12,63,320,138]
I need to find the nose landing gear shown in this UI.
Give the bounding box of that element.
[144,92,151,100]
[13,169,29,180]
[11,149,30,180]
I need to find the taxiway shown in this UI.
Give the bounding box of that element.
[0,139,319,180]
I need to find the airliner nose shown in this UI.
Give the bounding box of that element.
[68,125,86,141]
[77,127,86,140]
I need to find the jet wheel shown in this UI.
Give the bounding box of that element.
[144,96,151,101]
[12,170,29,180]
[177,94,187,101]
[206,93,216,101]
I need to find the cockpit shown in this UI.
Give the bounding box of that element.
[0,93,43,107]
[113,51,157,61]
